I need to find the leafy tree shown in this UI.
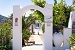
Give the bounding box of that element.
[54,0,57,5]
[53,0,74,32]
[31,0,74,33]
[31,0,46,8]
[31,0,46,22]
[31,10,44,22]
[5,18,12,29]
[9,13,13,19]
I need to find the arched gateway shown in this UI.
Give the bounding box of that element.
[13,4,53,50]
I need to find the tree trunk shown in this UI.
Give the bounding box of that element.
[32,24,34,35]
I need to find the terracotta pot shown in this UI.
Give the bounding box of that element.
[53,32,63,47]
[71,46,75,50]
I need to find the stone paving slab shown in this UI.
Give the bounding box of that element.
[22,45,44,50]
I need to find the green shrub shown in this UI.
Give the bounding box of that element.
[0,23,12,50]
[22,30,31,46]
[68,35,75,46]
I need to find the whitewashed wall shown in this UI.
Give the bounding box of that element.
[13,4,53,50]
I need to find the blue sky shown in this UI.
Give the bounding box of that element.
[0,0,72,17]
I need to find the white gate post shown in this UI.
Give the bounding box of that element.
[43,21,53,50]
[43,4,53,50]
[13,5,22,50]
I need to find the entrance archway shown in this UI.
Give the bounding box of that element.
[22,9,44,47]
[13,4,53,50]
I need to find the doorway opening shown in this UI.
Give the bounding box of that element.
[22,9,45,50]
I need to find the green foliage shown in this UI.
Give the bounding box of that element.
[22,30,31,41]
[42,24,45,33]
[31,0,45,24]
[31,0,45,22]
[9,13,13,19]
[31,0,46,8]
[22,30,31,46]
[0,43,12,50]
[68,35,75,46]
[54,0,57,5]
[53,0,74,32]
[0,22,12,50]
[22,15,36,31]
[5,19,12,29]
[30,10,44,33]
[31,10,44,22]
[22,15,36,45]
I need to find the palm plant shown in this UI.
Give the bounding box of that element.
[22,30,31,45]
[22,15,36,46]
[22,15,36,31]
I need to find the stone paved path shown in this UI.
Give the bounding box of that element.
[22,44,44,50]
[22,35,43,50]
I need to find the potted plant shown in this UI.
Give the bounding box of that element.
[68,35,75,50]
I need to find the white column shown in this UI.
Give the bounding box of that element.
[43,4,53,50]
[43,16,53,50]
[13,5,22,50]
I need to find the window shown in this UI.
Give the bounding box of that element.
[35,23,40,29]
